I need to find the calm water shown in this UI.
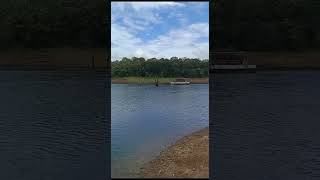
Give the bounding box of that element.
[111,84,209,177]
[0,71,108,180]
[211,71,320,180]
[3,70,318,179]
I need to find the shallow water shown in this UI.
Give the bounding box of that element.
[111,84,208,177]
[211,71,320,180]
[0,71,107,180]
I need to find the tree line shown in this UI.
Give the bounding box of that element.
[212,0,320,51]
[112,57,208,78]
[0,0,107,49]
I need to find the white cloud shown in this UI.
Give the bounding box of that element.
[111,2,185,34]
[168,12,189,26]
[112,2,185,11]
[111,22,208,61]
[135,49,144,57]
[111,23,142,60]
[111,2,208,61]
[122,16,146,32]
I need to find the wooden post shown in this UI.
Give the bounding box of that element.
[92,55,95,69]
[155,78,159,86]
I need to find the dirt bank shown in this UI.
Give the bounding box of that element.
[140,127,209,178]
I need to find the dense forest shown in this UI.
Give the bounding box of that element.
[112,57,208,78]
[0,0,107,49]
[212,0,320,51]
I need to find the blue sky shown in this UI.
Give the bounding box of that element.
[111,2,209,61]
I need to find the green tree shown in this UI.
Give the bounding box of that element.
[112,57,209,78]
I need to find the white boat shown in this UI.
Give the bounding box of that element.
[170,78,190,85]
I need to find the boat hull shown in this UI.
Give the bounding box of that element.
[170,82,190,85]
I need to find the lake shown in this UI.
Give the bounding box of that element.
[211,71,320,180]
[0,71,108,180]
[111,84,209,177]
[3,70,318,179]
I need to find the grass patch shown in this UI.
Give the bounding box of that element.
[112,77,208,84]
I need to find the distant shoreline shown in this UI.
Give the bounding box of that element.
[112,77,208,84]
[140,127,209,178]
[256,66,320,70]
[1,49,320,71]
[0,65,107,72]
[246,51,320,69]
[0,48,108,71]
[210,66,320,74]
[1,66,320,72]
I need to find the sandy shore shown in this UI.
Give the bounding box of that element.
[140,127,209,178]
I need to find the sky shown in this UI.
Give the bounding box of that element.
[111,2,209,61]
